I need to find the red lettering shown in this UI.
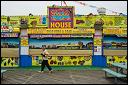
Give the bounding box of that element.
[1,26,8,29]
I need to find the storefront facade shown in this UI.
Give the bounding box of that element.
[1,6,127,67]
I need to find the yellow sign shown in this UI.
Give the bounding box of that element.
[32,56,92,66]
[1,16,47,28]
[94,38,102,46]
[2,15,126,28]
[1,16,20,28]
[1,24,20,33]
[9,16,20,27]
[74,16,96,27]
[103,29,127,35]
[13,28,20,32]
[1,57,19,67]
[114,16,127,27]
[50,22,72,28]
[1,16,7,23]
[21,38,28,46]
[102,16,115,27]
[28,28,95,34]
[74,15,127,28]
[107,56,127,64]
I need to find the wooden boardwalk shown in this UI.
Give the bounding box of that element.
[1,69,127,84]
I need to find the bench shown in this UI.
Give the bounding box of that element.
[1,70,7,79]
[103,68,126,84]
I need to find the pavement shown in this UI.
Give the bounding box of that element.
[1,69,127,84]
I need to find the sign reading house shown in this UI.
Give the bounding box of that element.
[48,6,74,28]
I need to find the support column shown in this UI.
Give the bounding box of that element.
[92,29,107,67]
[19,29,32,67]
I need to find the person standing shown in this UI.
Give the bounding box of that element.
[39,46,53,73]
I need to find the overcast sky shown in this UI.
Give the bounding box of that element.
[1,1,127,16]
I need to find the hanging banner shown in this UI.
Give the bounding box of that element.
[28,28,95,34]
[48,6,74,28]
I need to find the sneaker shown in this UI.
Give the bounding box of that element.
[49,70,53,73]
[38,71,44,73]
